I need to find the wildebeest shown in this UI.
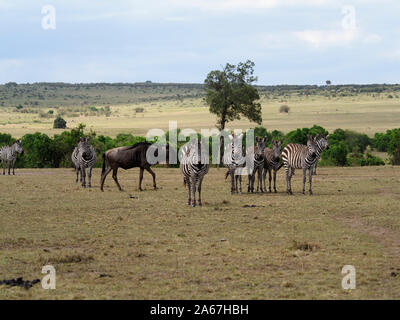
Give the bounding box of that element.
[100,142,169,192]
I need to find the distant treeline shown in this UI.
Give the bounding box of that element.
[1,124,399,169]
[1,82,399,109]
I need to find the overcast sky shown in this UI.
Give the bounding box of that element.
[0,0,399,85]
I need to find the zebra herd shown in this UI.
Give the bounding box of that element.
[179,133,329,207]
[0,134,329,207]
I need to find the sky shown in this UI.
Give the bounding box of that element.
[0,0,399,85]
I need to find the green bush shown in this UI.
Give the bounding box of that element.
[387,129,400,165]
[53,116,67,129]
[0,124,397,168]
[362,153,385,166]
[0,133,13,147]
[322,141,349,166]
[372,128,400,164]
[372,131,391,151]
[21,132,60,168]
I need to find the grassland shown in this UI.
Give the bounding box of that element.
[1,166,400,299]
[1,83,400,138]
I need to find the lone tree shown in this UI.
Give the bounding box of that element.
[204,60,262,163]
[53,116,67,129]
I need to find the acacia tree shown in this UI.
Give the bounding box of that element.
[204,60,262,163]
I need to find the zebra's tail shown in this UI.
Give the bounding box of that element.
[101,153,106,175]
[276,162,284,171]
[225,169,230,180]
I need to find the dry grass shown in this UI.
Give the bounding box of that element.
[1,166,400,299]
[1,94,400,138]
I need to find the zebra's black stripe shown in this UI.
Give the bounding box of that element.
[223,134,245,194]
[0,140,23,175]
[71,147,81,183]
[262,140,282,193]
[281,135,329,195]
[76,138,97,188]
[247,137,266,193]
[180,139,209,207]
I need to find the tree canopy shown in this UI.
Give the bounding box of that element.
[204,60,262,131]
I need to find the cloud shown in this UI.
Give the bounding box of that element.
[294,29,358,47]
[167,0,333,12]
[381,49,400,60]
[294,28,381,48]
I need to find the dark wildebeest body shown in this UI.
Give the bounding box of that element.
[100,142,168,192]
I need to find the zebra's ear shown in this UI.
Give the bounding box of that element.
[263,137,267,143]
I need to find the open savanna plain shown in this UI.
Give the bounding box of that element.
[1,83,400,138]
[1,166,400,299]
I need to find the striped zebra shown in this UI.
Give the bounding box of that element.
[180,138,209,207]
[71,146,81,183]
[247,137,267,193]
[0,140,24,175]
[281,134,329,195]
[262,140,283,193]
[76,137,97,188]
[223,133,246,194]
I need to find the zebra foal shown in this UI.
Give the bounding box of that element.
[281,134,329,195]
[0,140,24,175]
[75,137,97,188]
[180,138,209,207]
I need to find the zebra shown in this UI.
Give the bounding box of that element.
[281,134,329,195]
[247,136,267,193]
[262,140,283,193]
[71,146,81,183]
[223,133,246,194]
[0,140,24,175]
[180,138,209,207]
[76,137,97,188]
[310,135,329,178]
